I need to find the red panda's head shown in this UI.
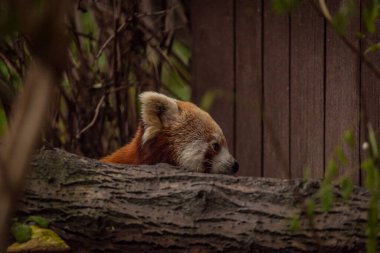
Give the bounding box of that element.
[140,91,239,175]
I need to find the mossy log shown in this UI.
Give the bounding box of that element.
[15,148,374,252]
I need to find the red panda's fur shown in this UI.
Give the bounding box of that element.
[100,91,238,174]
[100,124,177,165]
[100,126,142,164]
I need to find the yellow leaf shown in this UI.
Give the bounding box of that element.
[7,225,70,252]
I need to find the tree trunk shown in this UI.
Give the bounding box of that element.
[16,148,372,252]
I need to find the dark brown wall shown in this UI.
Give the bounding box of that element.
[191,0,380,182]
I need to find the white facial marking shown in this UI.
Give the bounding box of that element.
[178,140,208,172]
[212,147,235,174]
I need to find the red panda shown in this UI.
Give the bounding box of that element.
[101,92,239,174]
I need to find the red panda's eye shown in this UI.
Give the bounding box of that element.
[212,143,221,153]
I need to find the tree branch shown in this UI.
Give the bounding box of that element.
[15,148,375,253]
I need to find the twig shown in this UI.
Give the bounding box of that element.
[0,52,22,80]
[75,85,130,139]
[318,0,333,22]
[76,95,105,139]
[311,0,375,185]
[134,7,178,18]
[148,41,189,80]
[137,21,189,83]
[311,0,380,80]
[132,62,179,98]
[68,28,96,41]
[96,21,128,59]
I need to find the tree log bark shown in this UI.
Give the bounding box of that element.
[16,148,373,252]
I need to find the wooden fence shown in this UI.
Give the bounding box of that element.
[191,0,380,183]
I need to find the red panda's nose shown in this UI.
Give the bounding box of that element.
[232,160,239,174]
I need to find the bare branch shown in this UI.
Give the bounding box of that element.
[76,95,105,139]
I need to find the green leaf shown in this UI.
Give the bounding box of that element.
[81,12,96,35]
[356,32,365,39]
[319,184,334,213]
[305,198,315,218]
[290,214,300,232]
[7,225,70,252]
[80,12,96,54]
[332,0,356,35]
[362,158,375,171]
[200,90,219,112]
[344,130,355,148]
[172,40,191,66]
[0,59,10,79]
[0,107,8,137]
[161,59,191,101]
[340,176,353,202]
[26,216,49,228]
[367,237,377,253]
[363,0,379,34]
[368,124,379,160]
[303,167,311,183]
[365,43,380,54]
[362,158,376,190]
[272,0,300,14]
[97,53,106,71]
[336,146,347,166]
[11,222,32,243]
[366,193,379,253]
[326,160,338,182]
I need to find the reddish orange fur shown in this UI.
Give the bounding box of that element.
[101,99,222,167]
[100,124,177,165]
[100,126,142,164]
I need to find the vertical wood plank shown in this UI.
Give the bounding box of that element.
[290,1,324,178]
[263,1,290,178]
[325,0,360,184]
[191,0,235,150]
[360,5,380,185]
[235,0,262,177]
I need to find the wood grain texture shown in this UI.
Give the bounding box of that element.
[191,0,235,150]
[290,1,324,178]
[16,148,374,252]
[325,0,360,184]
[263,1,290,178]
[235,0,262,177]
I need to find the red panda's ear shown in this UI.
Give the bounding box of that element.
[139,91,179,144]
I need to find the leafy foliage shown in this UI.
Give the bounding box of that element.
[290,214,300,232]
[288,131,358,241]
[7,225,70,252]
[10,215,50,244]
[305,198,316,218]
[331,0,357,35]
[290,128,380,253]
[11,222,32,243]
[340,176,353,202]
[26,216,49,229]
[0,0,191,158]
[271,0,300,14]
[365,43,380,54]
[270,0,380,251]
[363,125,380,253]
[363,0,380,34]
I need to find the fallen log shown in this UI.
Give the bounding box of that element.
[15,148,373,252]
